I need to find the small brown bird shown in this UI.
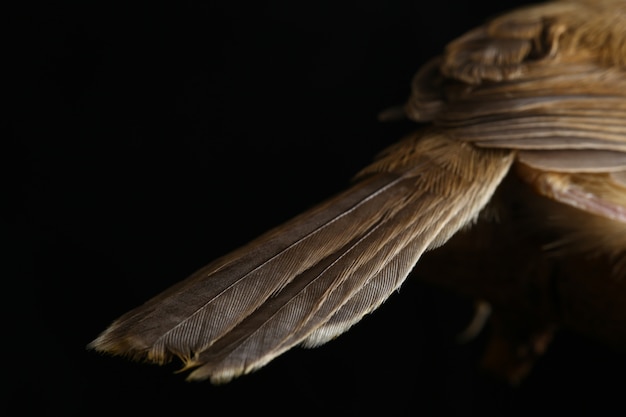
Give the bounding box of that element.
[90,0,626,384]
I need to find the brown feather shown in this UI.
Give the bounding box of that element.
[90,0,626,383]
[91,132,513,383]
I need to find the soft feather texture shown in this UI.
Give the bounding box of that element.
[90,0,626,383]
[91,132,514,383]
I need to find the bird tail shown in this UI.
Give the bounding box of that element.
[89,129,514,383]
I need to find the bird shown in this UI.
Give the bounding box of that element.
[89,0,626,385]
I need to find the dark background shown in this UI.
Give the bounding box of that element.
[10,1,625,415]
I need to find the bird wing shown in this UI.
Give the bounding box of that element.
[409,0,626,154]
[407,0,626,224]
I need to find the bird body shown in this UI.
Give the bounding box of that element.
[90,0,626,384]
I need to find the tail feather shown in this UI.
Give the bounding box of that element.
[189,192,450,381]
[89,130,514,382]
[300,217,449,349]
[89,172,406,360]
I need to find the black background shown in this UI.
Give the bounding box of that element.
[10,1,626,416]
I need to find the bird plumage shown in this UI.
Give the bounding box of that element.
[90,0,626,383]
